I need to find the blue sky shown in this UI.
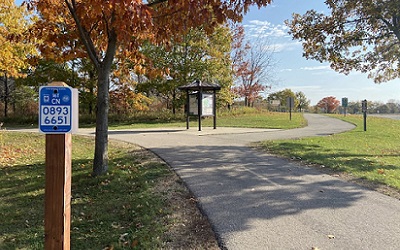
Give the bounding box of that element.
[242,1,400,105]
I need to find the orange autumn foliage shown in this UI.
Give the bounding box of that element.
[26,0,272,65]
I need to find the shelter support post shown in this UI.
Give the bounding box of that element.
[198,91,202,131]
[186,90,189,129]
[213,90,217,129]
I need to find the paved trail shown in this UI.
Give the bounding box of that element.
[12,114,400,249]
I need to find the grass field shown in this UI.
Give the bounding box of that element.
[259,114,400,191]
[108,109,307,130]
[2,108,307,130]
[0,132,218,249]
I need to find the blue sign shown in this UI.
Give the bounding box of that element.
[39,86,73,133]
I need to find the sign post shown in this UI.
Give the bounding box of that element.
[362,99,367,132]
[39,82,77,250]
[45,133,71,250]
[342,97,348,117]
[287,97,294,121]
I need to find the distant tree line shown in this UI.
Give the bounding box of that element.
[313,96,400,114]
[265,88,310,112]
[340,100,400,114]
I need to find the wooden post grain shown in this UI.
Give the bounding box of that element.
[45,133,72,250]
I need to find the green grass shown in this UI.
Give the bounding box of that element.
[212,111,305,129]
[259,114,400,190]
[2,108,306,130]
[0,131,175,249]
[107,109,307,130]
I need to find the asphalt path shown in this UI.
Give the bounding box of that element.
[81,113,400,250]
[11,114,400,249]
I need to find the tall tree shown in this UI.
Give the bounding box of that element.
[75,58,97,115]
[141,27,214,114]
[232,25,275,107]
[17,59,75,88]
[295,91,310,112]
[205,25,235,107]
[267,88,297,110]
[286,0,400,83]
[317,96,340,113]
[140,25,234,112]
[0,0,36,117]
[27,0,272,176]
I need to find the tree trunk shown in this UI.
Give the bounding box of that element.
[92,69,110,176]
[172,89,176,115]
[89,86,94,115]
[3,74,8,118]
[91,30,117,176]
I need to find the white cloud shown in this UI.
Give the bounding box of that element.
[273,41,300,52]
[248,20,272,26]
[279,68,293,72]
[245,20,289,38]
[300,65,331,71]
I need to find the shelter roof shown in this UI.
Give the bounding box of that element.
[179,80,221,91]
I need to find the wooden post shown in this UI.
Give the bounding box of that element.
[45,133,72,250]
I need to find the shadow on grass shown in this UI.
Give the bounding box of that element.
[261,142,400,181]
[0,162,46,249]
[0,154,170,250]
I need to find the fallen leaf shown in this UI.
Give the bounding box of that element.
[131,240,139,247]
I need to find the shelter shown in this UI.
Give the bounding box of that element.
[179,80,221,131]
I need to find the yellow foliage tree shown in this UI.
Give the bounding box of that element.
[0,0,37,117]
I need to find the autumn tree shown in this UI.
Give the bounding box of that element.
[109,84,151,114]
[317,96,340,113]
[232,25,275,107]
[74,58,97,115]
[18,59,76,87]
[140,25,234,113]
[14,59,77,117]
[295,91,310,112]
[0,0,37,117]
[267,88,296,110]
[27,0,272,176]
[286,0,400,83]
[205,25,236,108]
[109,68,152,114]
